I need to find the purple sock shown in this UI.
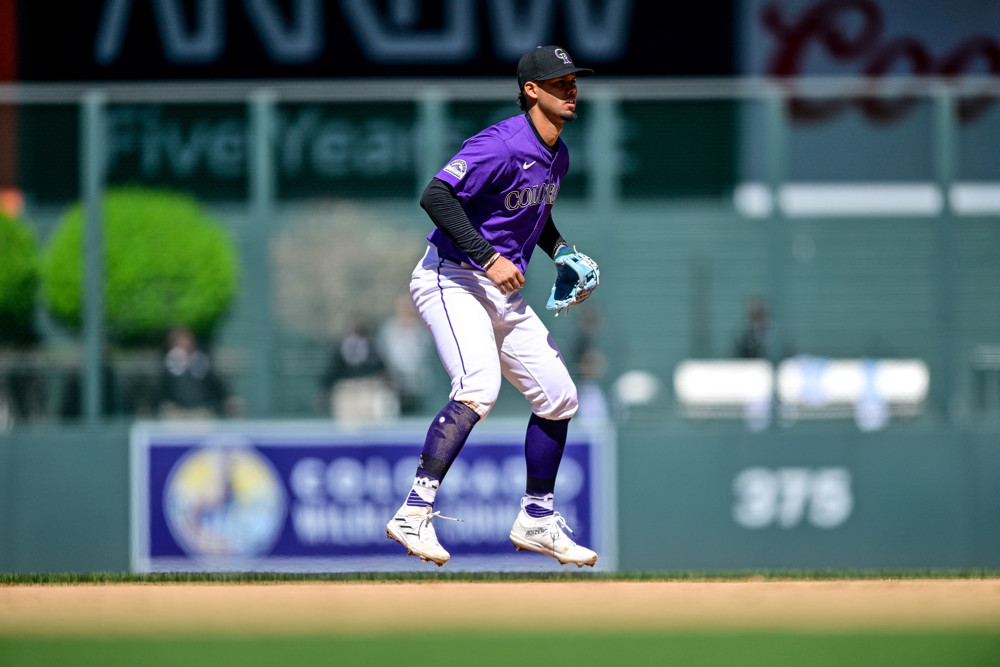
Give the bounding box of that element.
[414,400,480,486]
[524,413,569,515]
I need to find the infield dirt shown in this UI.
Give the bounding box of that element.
[2,580,999,635]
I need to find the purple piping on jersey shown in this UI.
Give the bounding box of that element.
[436,257,467,391]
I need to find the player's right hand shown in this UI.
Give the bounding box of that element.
[485,255,525,295]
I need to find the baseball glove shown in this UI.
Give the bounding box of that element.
[546,246,600,316]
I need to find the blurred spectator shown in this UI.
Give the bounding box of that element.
[0,363,46,425]
[321,319,399,422]
[734,297,772,359]
[572,309,610,420]
[157,326,237,419]
[376,295,433,416]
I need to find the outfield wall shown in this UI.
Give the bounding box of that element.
[617,422,1000,571]
[2,421,997,573]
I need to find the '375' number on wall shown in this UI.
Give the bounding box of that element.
[732,467,853,529]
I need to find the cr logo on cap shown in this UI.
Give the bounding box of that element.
[554,48,572,65]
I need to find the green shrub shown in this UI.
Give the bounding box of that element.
[41,187,239,346]
[0,212,40,345]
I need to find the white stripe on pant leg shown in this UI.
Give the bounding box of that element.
[411,245,503,418]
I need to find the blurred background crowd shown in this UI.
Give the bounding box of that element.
[1,0,999,433]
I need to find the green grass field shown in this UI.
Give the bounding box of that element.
[3,632,999,667]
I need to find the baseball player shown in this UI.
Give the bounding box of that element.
[386,46,600,567]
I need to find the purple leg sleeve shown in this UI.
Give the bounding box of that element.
[524,413,569,496]
[416,400,480,482]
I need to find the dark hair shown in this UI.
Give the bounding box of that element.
[517,90,528,112]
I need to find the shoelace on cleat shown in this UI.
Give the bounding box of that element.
[519,497,577,542]
[552,512,576,537]
[549,512,576,540]
[425,510,463,525]
[416,510,462,546]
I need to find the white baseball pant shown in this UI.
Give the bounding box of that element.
[410,244,578,420]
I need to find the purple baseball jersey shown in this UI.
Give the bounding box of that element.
[429,114,569,274]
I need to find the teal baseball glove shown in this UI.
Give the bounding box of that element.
[546,246,600,316]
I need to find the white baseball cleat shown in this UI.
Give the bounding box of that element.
[509,502,598,568]
[386,505,457,567]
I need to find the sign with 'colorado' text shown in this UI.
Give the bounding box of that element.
[130,419,616,572]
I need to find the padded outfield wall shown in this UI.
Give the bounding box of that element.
[1,420,998,573]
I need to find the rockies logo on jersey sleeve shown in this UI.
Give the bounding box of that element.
[444,159,468,179]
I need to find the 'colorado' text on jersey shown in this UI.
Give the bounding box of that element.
[430,114,569,274]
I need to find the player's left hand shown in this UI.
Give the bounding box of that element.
[486,255,525,295]
[546,246,599,316]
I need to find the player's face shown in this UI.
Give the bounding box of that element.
[534,75,579,122]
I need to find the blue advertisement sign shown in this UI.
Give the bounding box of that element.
[131,420,616,572]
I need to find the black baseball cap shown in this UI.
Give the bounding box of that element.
[516,45,594,91]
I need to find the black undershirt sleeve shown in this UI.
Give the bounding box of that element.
[536,215,568,259]
[420,177,568,265]
[419,178,497,266]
